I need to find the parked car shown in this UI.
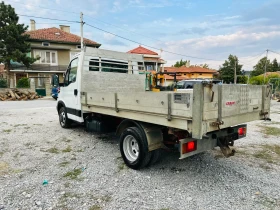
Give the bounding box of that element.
[175,79,222,89]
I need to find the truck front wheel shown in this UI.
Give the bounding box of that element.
[59,107,71,128]
[120,127,151,170]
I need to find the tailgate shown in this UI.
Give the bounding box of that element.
[192,84,271,139]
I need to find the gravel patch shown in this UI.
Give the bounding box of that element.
[0,100,280,210]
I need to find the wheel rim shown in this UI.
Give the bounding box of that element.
[60,111,66,126]
[123,135,139,162]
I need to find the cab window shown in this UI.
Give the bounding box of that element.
[64,58,78,86]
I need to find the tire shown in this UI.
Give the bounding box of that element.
[120,127,152,170]
[147,149,161,166]
[59,107,71,128]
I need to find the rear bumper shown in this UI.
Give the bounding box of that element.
[179,124,247,159]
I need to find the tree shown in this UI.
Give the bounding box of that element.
[250,57,272,77]
[0,1,37,85]
[218,55,243,83]
[202,63,209,69]
[271,58,279,72]
[174,59,190,67]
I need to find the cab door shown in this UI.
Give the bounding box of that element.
[61,57,82,122]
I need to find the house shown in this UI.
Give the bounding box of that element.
[8,19,100,88]
[127,45,166,71]
[163,65,217,85]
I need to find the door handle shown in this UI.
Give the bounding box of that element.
[74,89,78,96]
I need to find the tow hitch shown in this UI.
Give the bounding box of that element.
[217,136,236,157]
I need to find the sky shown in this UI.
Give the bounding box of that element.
[5,0,280,70]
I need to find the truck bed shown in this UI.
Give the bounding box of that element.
[80,48,271,139]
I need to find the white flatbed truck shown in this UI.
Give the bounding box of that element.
[57,47,271,169]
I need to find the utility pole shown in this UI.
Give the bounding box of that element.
[80,12,84,51]
[234,57,237,84]
[263,49,269,84]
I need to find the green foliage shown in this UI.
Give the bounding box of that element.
[218,55,243,83]
[271,58,280,72]
[0,78,7,88]
[0,1,38,70]
[250,57,280,77]
[249,74,280,85]
[16,77,29,88]
[174,59,190,67]
[237,75,248,84]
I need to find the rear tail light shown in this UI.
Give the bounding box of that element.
[238,127,246,136]
[182,140,197,154]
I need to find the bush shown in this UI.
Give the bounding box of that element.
[17,77,30,88]
[0,78,7,88]
[249,74,280,85]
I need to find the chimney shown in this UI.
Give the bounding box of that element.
[30,19,36,31]
[59,25,70,33]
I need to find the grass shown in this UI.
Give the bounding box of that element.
[118,162,127,171]
[266,145,280,156]
[64,182,70,188]
[14,152,20,158]
[33,124,43,126]
[252,144,280,165]
[59,161,70,167]
[62,146,72,153]
[3,129,12,133]
[258,125,280,136]
[0,151,4,157]
[76,149,84,152]
[0,161,9,175]
[63,168,82,180]
[92,195,112,203]
[62,137,71,143]
[89,205,102,210]
[46,147,60,154]
[253,150,273,163]
[14,124,27,127]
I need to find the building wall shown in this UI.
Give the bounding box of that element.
[58,50,71,65]
[189,73,213,79]
[30,41,80,66]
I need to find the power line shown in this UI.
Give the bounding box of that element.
[239,51,266,65]
[85,23,221,61]
[18,14,80,23]
[83,15,164,44]
[269,49,280,56]
[35,22,77,25]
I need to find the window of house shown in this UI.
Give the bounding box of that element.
[34,50,57,65]
[76,45,81,49]
[42,42,50,46]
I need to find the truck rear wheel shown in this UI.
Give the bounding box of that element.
[120,127,151,170]
[59,107,71,128]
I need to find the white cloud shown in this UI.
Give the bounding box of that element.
[103,33,115,40]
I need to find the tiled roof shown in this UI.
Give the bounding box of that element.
[25,27,100,47]
[164,66,217,73]
[128,46,158,55]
